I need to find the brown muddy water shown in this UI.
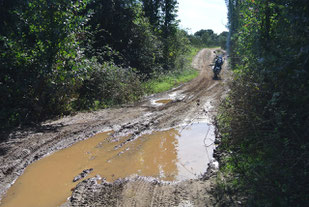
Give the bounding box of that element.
[0,123,215,207]
[155,99,172,104]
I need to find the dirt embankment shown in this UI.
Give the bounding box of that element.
[0,48,231,206]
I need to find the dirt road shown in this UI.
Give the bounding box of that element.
[0,48,231,206]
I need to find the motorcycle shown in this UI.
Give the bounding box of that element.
[213,66,221,79]
[213,56,223,79]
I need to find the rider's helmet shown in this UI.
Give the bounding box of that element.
[216,56,223,66]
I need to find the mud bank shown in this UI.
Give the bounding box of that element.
[65,164,219,207]
[0,48,231,206]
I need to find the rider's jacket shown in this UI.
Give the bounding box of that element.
[215,56,223,68]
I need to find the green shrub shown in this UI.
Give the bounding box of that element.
[219,1,309,205]
[74,62,143,110]
[217,54,309,207]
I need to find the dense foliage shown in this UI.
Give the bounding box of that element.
[0,0,194,129]
[189,29,228,49]
[218,0,309,206]
[1,0,91,126]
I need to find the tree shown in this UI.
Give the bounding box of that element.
[0,0,91,127]
[141,0,161,29]
[160,0,178,70]
[188,29,226,48]
[0,0,192,129]
[194,29,218,46]
[218,31,228,49]
[219,0,309,205]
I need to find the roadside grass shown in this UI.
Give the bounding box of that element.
[143,68,199,94]
[187,47,200,62]
[143,47,200,94]
[79,47,201,111]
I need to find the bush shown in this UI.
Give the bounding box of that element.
[217,52,309,207]
[219,1,309,205]
[74,62,144,110]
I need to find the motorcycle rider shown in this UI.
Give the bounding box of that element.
[213,55,223,79]
[214,56,224,68]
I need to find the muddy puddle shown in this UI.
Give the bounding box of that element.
[0,123,215,207]
[150,91,185,107]
[155,99,172,104]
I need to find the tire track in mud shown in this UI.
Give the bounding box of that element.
[64,48,230,207]
[107,48,223,145]
[0,48,231,207]
[68,176,217,207]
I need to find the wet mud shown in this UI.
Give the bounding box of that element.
[0,48,231,207]
[155,99,172,104]
[1,123,215,207]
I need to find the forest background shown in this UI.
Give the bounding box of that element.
[217,0,309,206]
[0,0,227,129]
